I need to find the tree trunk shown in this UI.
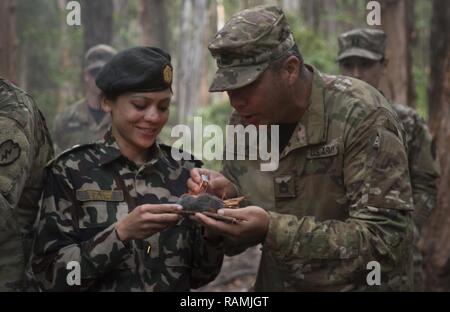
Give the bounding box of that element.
[81,0,113,56]
[420,0,450,292]
[302,0,320,31]
[324,0,337,40]
[139,0,169,51]
[282,0,300,13]
[0,0,19,84]
[240,0,267,10]
[379,0,416,106]
[176,0,208,123]
[55,0,77,114]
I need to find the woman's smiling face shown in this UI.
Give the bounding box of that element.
[102,89,171,158]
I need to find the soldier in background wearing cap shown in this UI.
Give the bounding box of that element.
[188,5,415,291]
[0,78,53,291]
[29,47,223,291]
[52,44,117,154]
[337,28,440,291]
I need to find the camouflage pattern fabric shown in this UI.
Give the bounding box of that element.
[29,130,223,291]
[222,66,415,291]
[208,5,295,92]
[338,27,440,291]
[0,78,54,291]
[337,28,386,61]
[392,103,439,291]
[52,99,110,154]
[391,103,439,229]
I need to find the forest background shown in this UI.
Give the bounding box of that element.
[0,0,449,291]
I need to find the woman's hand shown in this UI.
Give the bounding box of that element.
[115,204,182,242]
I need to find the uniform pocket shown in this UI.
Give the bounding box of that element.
[78,201,128,228]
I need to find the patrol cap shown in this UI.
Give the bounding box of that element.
[95,46,173,96]
[84,44,117,72]
[208,5,296,92]
[337,28,386,61]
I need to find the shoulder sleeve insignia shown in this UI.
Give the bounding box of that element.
[0,140,21,166]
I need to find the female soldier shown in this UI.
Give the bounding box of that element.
[29,47,223,291]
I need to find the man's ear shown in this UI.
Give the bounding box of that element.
[101,97,112,113]
[83,71,92,83]
[282,55,300,84]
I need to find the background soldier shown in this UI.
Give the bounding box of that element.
[337,28,440,291]
[52,44,117,154]
[188,5,415,291]
[0,78,53,291]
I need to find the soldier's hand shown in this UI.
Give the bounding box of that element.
[191,206,270,247]
[115,204,182,242]
[187,168,238,199]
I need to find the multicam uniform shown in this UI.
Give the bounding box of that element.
[52,99,110,154]
[391,103,439,229]
[0,78,54,291]
[337,28,440,290]
[392,103,439,290]
[30,130,223,291]
[222,67,415,291]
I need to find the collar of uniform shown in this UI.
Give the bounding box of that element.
[280,65,327,158]
[96,129,174,169]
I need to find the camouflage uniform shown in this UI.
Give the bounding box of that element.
[52,45,116,154]
[338,28,440,291]
[52,98,110,153]
[209,6,415,291]
[29,130,223,291]
[0,78,54,291]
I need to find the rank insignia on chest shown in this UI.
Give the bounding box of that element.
[274,175,296,198]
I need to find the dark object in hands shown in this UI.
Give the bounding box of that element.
[176,194,245,224]
[177,193,224,212]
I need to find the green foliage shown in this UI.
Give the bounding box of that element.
[286,15,338,74]
[16,0,84,128]
[160,100,232,172]
[196,100,232,171]
[412,0,432,120]
[112,1,140,50]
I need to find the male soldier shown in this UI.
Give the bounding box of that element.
[52,44,116,154]
[0,78,53,291]
[188,5,415,291]
[337,28,440,290]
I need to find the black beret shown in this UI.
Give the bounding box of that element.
[95,46,173,96]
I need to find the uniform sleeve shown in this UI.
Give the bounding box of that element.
[29,164,132,291]
[264,109,414,288]
[0,118,32,214]
[0,117,32,290]
[408,122,440,230]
